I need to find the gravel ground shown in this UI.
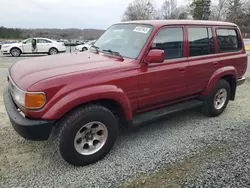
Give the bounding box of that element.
[0,53,250,187]
[182,126,250,188]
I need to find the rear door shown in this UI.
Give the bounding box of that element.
[37,39,52,53]
[137,26,189,111]
[186,26,219,95]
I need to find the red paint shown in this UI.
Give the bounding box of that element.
[144,49,165,64]
[9,20,247,121]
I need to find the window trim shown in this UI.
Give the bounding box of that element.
[149,26,185,61]
[187,26,215,58]
[215,27,242,53]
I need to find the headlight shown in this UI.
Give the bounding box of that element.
[9,79,46,109]
[3,45,10,48]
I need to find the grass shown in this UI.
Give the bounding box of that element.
[118,144,228,188]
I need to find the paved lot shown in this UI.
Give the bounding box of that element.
[0,52,250,187]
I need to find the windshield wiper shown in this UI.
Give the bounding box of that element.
[90,45,99,53]
[102,49,124,60]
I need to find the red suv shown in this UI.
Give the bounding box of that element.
[4,20,247,166]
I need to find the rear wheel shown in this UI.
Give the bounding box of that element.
[10,48,21,57]
[48,48,58,55]
[202,79,231,117]
[58,105,118,166]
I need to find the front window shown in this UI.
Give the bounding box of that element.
[93,24,153,59]
[22,38,32,44]
[152,27,184,60]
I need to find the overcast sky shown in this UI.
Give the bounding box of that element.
[1,0,189,29]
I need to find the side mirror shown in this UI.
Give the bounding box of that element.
[144,49,164,64]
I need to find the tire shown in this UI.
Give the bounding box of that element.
[10,48,21,57]
[58,105,118,166]
[82,47,88,51]
[202,79,231,117]
[48,48,58,55]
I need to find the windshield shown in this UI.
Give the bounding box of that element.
[93,24,153,59]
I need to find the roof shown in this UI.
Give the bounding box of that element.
[119,20,237,27]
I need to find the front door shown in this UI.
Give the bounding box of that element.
[22,38,33,53]
[137,27,189,111]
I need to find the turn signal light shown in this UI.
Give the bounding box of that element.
[25,93,46,109]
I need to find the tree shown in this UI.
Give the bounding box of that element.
[0,27,22,39]
[190,0,211,20]
[122,0,157,21]
[161,0,178,19]
[227,0,250,33]
[226,0,244,23]
[210,0,229,21]
[178,11,188,19]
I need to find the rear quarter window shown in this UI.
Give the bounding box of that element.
[216,28,242,52]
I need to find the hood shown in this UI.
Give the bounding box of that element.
[3,42,22,48]
[9,52,131,89]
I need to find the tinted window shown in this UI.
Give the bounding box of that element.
[152,28,183,60]
[188,27,214,57]
[216,28,241,52]
[37,39,52,43]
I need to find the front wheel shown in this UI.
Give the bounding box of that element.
[10,48,21,57]
[202,79,231,117]
[58,105,118,166]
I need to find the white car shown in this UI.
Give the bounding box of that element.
[0,38,66,57]
[75,40,96,52]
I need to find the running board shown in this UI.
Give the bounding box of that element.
[132,99,204,127]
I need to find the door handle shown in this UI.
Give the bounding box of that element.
[179,67,187,72]
[213,62,219,66]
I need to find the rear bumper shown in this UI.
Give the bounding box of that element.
[3,87,55,141]
[237,77,246,86]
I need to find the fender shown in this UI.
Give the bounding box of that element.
[202,66,237,96]
[10,46,23,53]
[42,85,132,120]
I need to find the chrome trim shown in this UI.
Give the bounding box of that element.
[8,73,47,110]
[237,77,246,86]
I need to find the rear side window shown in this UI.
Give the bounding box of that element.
[216,28,241,52]
[152,27,183,60]
[37,39,52,43]
[188,27,214,57]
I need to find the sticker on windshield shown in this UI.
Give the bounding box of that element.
[133,26,150,34]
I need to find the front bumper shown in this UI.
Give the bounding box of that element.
[3,87,55,141]
[237,77,246,86]
[1,50,9,54]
